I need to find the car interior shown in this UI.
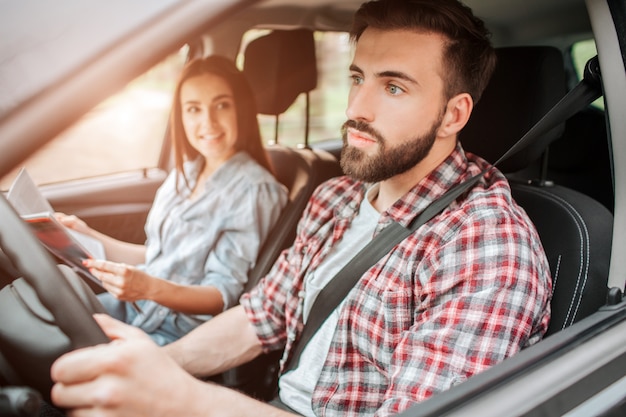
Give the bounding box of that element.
[91,18,613,403]
[212,27,616,401]
[0,0,623,415]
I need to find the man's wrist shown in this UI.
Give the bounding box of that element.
[163,341,186,368]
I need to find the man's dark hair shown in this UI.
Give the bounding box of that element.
[350,0,496,103]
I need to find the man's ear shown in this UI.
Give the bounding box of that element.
[438,93,473,137]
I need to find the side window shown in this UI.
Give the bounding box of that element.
[0,48,188,189]
[571,39,604,110]
[240,30,352,147]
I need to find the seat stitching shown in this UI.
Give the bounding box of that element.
[551,255,562,297]
[518,187,590,329]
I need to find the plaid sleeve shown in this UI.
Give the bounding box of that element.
[239,177,352,353]
[239,189,314,351]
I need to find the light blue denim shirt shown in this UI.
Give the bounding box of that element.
[100,151,288,345]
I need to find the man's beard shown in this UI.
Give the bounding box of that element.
[340,117,442,183]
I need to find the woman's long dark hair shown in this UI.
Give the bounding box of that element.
[169,55,274,190]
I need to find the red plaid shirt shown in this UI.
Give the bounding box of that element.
[241,143,552,416]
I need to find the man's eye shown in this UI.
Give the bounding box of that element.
[216,101,231,110]
[350,74,363,85]
[387,84,403,95]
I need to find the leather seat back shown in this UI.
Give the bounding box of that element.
[461,46,612,336]
[217,29,342,400]
[241,28,343,292]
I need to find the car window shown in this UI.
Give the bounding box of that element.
[239,30,352,147]
[571,39,604,110]
[0,47,188,190]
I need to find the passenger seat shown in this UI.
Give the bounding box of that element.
[217,28,343,400]
[242,27,344,291]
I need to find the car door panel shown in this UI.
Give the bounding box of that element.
[41,169,167,245]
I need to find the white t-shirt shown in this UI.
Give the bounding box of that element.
[279,184,381,416]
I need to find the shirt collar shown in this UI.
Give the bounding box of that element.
[385,141,470,227]
[182,151,249,190]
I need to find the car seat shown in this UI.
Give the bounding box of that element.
[251,146,342,292]
[216,28,343,400]
[243,28,317,146]
[546,106,614,212]
[242,27,344,291]
[460,46,613,336]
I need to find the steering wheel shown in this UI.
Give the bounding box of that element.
[0,194,109,401]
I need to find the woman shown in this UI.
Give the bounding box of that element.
[58,56,288,345]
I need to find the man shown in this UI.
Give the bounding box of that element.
[50,0,552,415]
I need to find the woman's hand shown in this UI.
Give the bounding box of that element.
[84,259,155,302]
[55,212,93,236]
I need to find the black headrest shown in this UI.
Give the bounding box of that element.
[460,46,567,173]
[243,29,317,116]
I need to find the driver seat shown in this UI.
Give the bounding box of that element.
[460,46,613,336]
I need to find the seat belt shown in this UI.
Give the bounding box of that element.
[282,56,603,373]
